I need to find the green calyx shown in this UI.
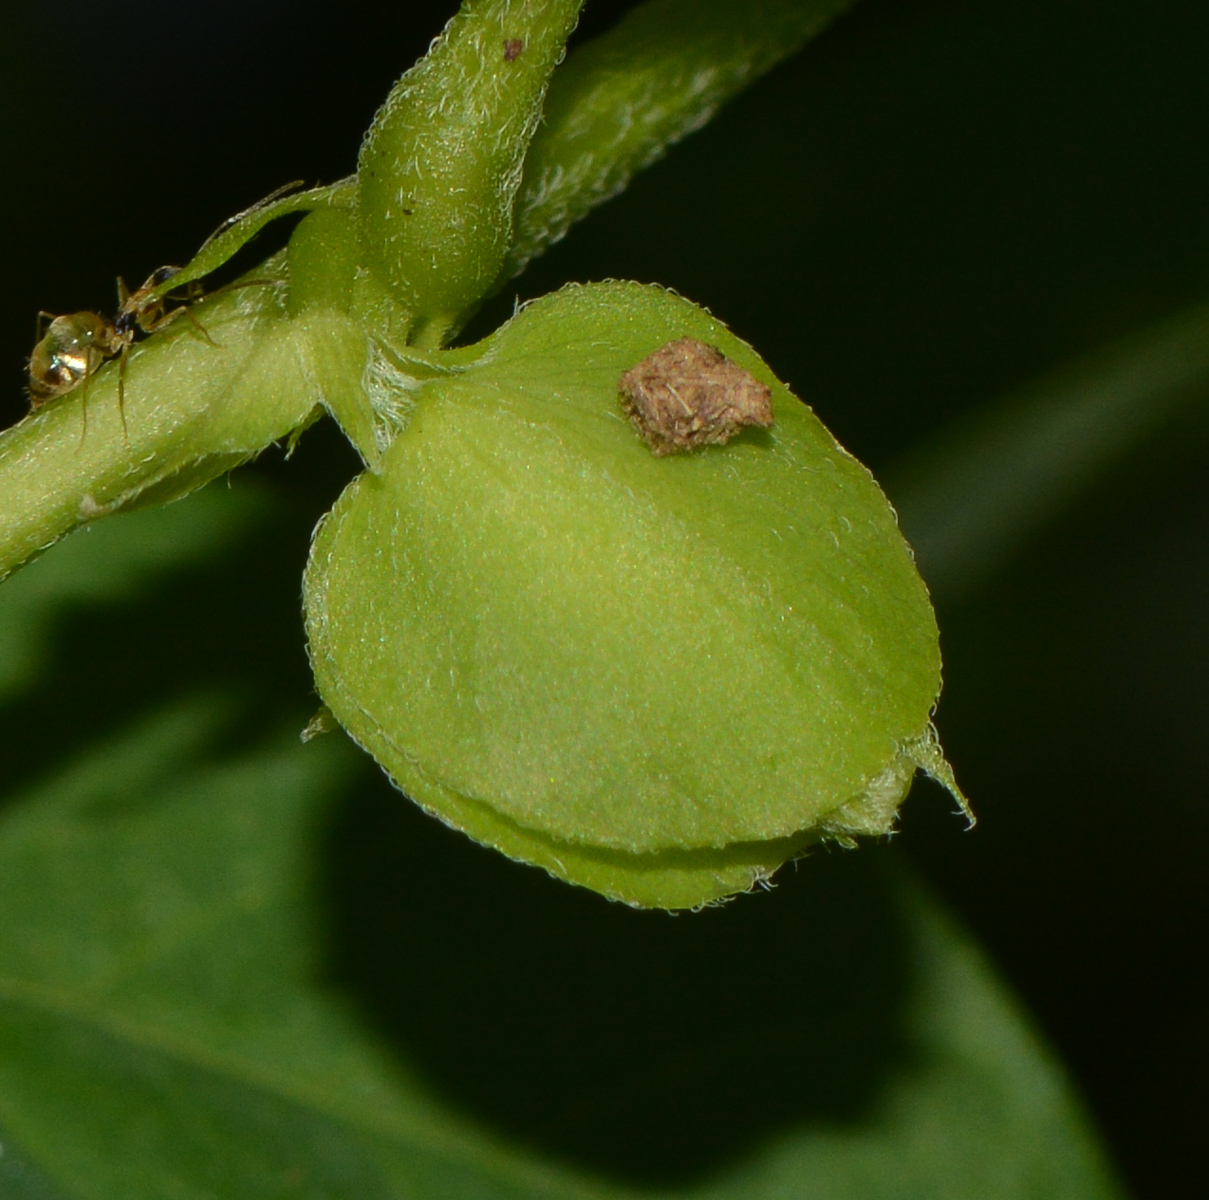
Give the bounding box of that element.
[303,282,967,909]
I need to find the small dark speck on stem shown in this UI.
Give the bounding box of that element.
[504,38,524,62]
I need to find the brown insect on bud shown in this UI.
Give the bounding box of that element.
[618,337,774,456]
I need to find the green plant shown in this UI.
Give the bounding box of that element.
[2,0,968,911]
[1,0,1203,1194]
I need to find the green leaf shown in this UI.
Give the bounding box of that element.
[0,1136,70,1199]
[0,482,266,697]
[304,281,962,908]
[0,487,1123,1197]
[505,0,859,278]
[890,300,1209,600]
[0,704,552,1200]
[0,688,1121,1197]
[147,179,357,302]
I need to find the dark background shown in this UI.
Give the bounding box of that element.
[2,2,1207,1197]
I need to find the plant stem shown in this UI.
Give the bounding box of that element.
[0,275,315,582]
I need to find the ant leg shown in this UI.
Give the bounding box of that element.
[144,304,220,348]
[181,306,218,347]
[146,278,284,350]
[77,366,91,448]
[117,348,130,441]
[35,310,57,344]
[167,278,284,309]
[198,279,286,340]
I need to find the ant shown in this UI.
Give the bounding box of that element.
[28,266,265,437]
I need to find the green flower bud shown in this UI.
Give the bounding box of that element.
[303,282,967,908]
[357,0,583,341]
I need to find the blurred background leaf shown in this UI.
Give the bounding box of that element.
[0,490,1121,1198]
[1,0,1206,1197]
[890,302,1209,600]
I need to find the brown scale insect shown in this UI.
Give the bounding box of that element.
[618,337,774,456]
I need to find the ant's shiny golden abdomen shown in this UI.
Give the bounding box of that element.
[27,312,114,405]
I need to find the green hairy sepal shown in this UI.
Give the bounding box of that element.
[304,282,966,909]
